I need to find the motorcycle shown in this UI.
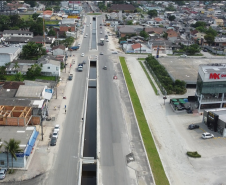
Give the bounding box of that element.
[103,66,107,70]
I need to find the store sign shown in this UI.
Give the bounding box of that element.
[209,73,226,80]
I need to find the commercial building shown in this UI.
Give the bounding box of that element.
[0,126,39,169]
[202,108,226,136]
[196,63,226,110]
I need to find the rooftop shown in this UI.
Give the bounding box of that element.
[3,30,33,34]
[15,86,46,98]
[0,126,35,152]
[200,63,226,73]
[0,47,21,54]
[109,4,135,11]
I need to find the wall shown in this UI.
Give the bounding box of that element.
[42,63,60,76]
[0,153,25,168]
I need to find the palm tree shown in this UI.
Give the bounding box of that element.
[4,141,10,169]
[5,139,21,171]
[13,62,20,73]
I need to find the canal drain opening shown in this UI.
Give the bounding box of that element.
[81,164,97,185]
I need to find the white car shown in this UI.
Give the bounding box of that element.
[0,168,7,180]
[78,44,81,47]
[106,39,109,42]
[52,130,59,139]
[100,31,102,34]
[54,124,60,133]
[180,54,187,58]
[86,25,89,27]
[112,51,118,54]
[202,132,214,139]
[81,53,85,57]
[84,35,87,38]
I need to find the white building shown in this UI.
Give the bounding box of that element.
[3,30,33,38]
[40,59,61,76]
[60,18,76,25]
[0,47,22,66]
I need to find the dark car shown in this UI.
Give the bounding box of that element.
[50,137,57,146]
[203,49,208,52]
[78,63,83,67]
[82,60,86,65]
[188,124,199,130]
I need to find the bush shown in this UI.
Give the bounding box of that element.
[187,151,201,158]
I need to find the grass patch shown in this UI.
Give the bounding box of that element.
[20,14,33,21]
[4,75,56,81]
[87,13,102,15]
[45,20,59,25]
[139,61,158,95]
[187,151,201,158]
[119,56,169,185]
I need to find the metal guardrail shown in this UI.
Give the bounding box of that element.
[144,60,167,95]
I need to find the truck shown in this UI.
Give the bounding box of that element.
[100,38,104,46]
[70,46,79,51]
[68,74,73,80]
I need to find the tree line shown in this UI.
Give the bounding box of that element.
[145,55,186,94]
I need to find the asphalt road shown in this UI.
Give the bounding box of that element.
[2,16,92,185]
[96,16,132,185]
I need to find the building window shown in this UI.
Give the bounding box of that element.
[0,161,4,165]
[11,33,13,35]
[22,34,24,35]
[48,67,50,69]
[56,67,59,71]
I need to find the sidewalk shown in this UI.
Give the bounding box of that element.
[2,33,84,183]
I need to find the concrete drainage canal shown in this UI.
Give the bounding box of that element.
[79,55,98,185]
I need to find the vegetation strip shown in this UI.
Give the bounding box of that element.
[139,61,158,95]
[119,57,169,185]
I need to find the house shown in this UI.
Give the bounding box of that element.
[166,29,179,42]
[30,36,55,45]
[3,30,33,38]
[60,24,76,32]
[109,4,136,13]
[123,43,152,54]
[214,19,224,26]
[43,10,53,16]
[145,27,166,36]
[5,60,36,75]
[52,45,66,56]
[118,25,144,37]
[147,40,173,55]
[50,15,62,21]
[214,37,226,47]
[154,17,164,25]
[0,47,22,66]
[39,59,61,76]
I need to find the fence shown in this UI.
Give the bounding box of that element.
[204,46,226,55]
[144,60,167,95]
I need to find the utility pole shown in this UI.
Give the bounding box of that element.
[55,76,58,99]
[41,121,43,141]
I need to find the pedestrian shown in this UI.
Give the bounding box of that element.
[65,105,66,109]
[65,109,66,114]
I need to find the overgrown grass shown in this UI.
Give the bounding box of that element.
[45,20,59,25]
[139,61,158,95]
[20,14,32,21]
[119,57,169,185]
[4,75,56,81]
[87,13,102,15]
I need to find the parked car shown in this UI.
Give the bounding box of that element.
[188,124,199,130]
[81,53,84,57]
[106,39,109,42]
[52,130,59,139]
[202,132,214,139]
[203,49,208,52]
[82,61,86,65]
[78,63,84,67]
[112,51,118,54]
[100,52,103,55]
[78,44,81,47]
[84,35,87,38]
[54,124,60,132]
[180,54,187,58]
[0,168,7,180]
[50,137,57,146]
[100,31,102,34]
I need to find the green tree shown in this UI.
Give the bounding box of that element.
[45,7,52,11]
[26,64,42,79]
[4,141,9,169]
[63,36,75,47]
[140,30,149,39]
[32,13,40,20]
[25,1,37,7]
[13,62,20,72]
[191,21,206,28]
[21,42,46,59]
[204,34,215,45]
[165,5,176,11]
[4,139,22,172]
[163,32,168,39]
[205,27,217,37]
[15,72,23,81]
[196,26,207,33]
[29,18,43,36]
[148,9,158,18]
[48,28,56,36]
[173,1,185,5]
[168,15,176,21]
[127,20,133,25]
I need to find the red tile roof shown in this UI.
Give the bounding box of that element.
[131,43,141,50]
[154,17,163,22]
[109,4,135,11]
[167,30,178,37]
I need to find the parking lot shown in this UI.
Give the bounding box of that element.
[126,56,226,185]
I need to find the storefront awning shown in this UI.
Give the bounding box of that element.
[24,130,39,156]
[43,92,52,100]
[174,102,179,105]
[172,99,177,101]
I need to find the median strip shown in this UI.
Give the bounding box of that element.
[119,56,169,185]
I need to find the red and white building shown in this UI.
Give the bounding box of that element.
[196,63,226,110]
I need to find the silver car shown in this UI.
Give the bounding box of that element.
[0,168,7,179]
